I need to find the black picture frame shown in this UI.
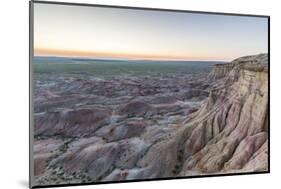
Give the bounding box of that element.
[29,1,270,188]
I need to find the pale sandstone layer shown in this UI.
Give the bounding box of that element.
[33,54,268,185]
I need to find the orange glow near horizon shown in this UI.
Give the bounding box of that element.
[34,48,227,61]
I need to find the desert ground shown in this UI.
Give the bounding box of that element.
[32,54,268,186]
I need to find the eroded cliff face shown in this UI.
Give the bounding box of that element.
[179,54,268,175]
[33,54,268,185]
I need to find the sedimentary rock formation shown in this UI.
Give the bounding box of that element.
[33,54,268,186]
[185,54,267,174]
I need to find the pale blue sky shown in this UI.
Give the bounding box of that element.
[34,3,268,61]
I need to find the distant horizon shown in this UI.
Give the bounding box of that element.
[34,3,268,62]
[33,53,269,63]
[34,47,232,62]
[33,54,230,62]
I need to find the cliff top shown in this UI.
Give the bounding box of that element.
[232,53,268,72]
[214,53,268,72]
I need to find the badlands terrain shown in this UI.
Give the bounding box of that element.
[32,54,268,186]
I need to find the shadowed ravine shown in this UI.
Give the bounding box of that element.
[33,54,268,186]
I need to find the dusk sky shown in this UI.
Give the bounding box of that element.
[34,3,268,61]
